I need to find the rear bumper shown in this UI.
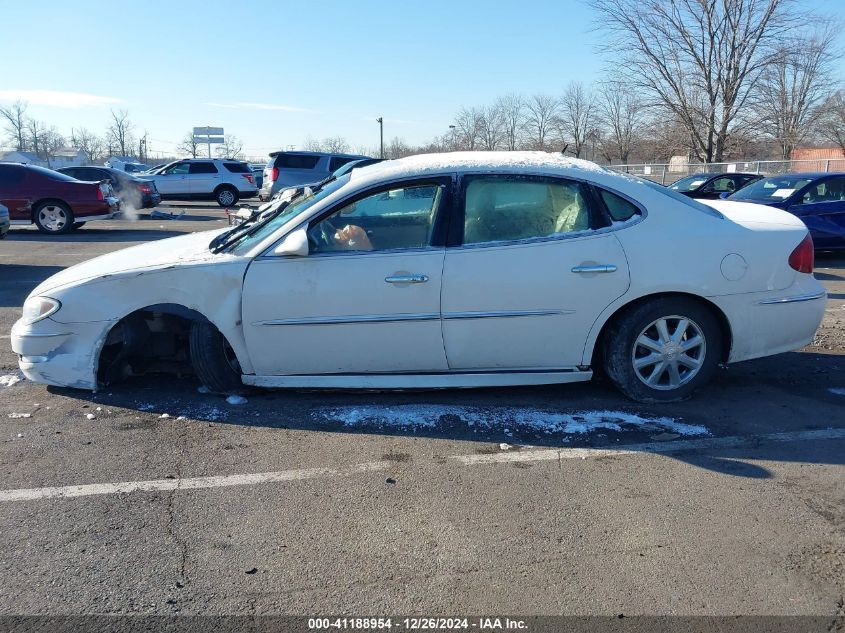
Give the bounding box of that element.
[710,277,827,363]
[143,193,162,208]
[77,197,120,221]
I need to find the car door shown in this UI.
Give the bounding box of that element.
[154,162,190,195]
[787,176,845,249]
[187,161,220,196]
[440,174,631,370]
[240,177,452,376]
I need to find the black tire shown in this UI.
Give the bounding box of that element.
[71,221,86,230]
[33,201,74,234]
[215,186,239,207]
[189,321,244,394]
[602,297,723,403]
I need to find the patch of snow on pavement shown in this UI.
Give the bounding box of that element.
[7,413,31,419]
[315,405,708,436]
[829,388,845,396]
[226,395,248,405]
[1,373,23,388]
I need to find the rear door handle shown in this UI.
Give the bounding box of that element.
[385,274,429,284]
[571,264,618,274]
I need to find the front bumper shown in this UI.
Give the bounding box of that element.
[11,317,114,390]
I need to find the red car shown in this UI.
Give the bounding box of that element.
[0,163,120,234]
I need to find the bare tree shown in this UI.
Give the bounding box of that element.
[755,27,839,159]
[478,103,506,150]
[0,100,28,151]
[821,90,845,154]
[322,136,350,154]
[496,94,526,151]
[106,109,135,157]
[41,126,66,165]
[70,128,105,162]
[597,77,645,163]
[215,135,244,159]
[25,119,46,159]
[176,131,201,158]
[452,107,483,150]
[523,94,560,150]
[386,137,413,159]
[591,0,798,162]
[559,82,596,157]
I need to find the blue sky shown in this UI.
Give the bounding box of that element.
[2,0,844,160]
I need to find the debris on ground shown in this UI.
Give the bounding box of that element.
[159,413,170,419]
[499,443,513,451]
[829,387,845,396]
[197,386,211,394]
[86,413,96,420]
[150,209,186,220]
[1,373,23,388]
[7,413,31,419]
[226,395,248,405]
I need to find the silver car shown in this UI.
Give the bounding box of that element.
[260,151,368,201]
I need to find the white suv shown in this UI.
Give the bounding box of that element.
[146,159,258,206]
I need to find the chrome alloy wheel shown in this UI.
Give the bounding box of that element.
[38,205,68,232]
[218,189,236,206]
[631,315,706,390]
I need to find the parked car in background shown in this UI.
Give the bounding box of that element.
[728,172,845,250]
[0,202,9,239]
[57,166,161,210]
[0,163,119,234]
[260,151,368,200]
[105,158,149,174]
[12,152,824,403]
[250,164,264,190]
[668,172,762,199]
[143,158,258,206]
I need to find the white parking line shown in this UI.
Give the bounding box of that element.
[0,461,389,502]
[0,428,843,503]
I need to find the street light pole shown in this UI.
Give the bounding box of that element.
[376,117,384,158]
[448,124,456,150]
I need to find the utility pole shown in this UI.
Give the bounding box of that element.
[449,124,456,150]
[376,117,384,159]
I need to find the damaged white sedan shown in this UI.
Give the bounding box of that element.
[12,152,826,402]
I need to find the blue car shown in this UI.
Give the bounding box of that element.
[728,172,845,250]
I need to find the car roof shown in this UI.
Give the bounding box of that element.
[268,150,368,159]
[762,172,845,179]
[348,151,609,186]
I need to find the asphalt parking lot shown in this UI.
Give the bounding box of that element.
[1,203,844,617]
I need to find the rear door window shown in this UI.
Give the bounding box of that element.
[223,162,250,173]
[276,154,321,170]
[189,162,218,174]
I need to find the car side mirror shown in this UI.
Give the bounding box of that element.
[273,227,309,257]
[719,192,730,199]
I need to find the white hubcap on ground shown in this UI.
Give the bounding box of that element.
[39,206,67,232]
[631,315,706,390]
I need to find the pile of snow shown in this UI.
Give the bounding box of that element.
[829,388,845,396]
[226,395,248,406]
[314,405,708,436]
[1,373,24,388]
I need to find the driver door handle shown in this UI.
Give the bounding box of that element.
[385,274,429,284]
[571,264,618,274]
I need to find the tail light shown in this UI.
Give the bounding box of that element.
[96,185,104,201]
[788,234,814,273]
[242,174,254,185]
[270,166,279,182]
[138,183,152,194]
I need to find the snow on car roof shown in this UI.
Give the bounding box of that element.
[349,151,609,185]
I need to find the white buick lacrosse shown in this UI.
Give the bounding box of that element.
[12,152,825,402]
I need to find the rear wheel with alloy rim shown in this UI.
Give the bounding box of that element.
[603,298,722,402]
[34,201,74,234]
[215,187,238,207]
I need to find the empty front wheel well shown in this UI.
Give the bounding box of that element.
[590,292,732,370]
[96,304,216,386]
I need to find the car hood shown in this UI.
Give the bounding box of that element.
[699,199,806,230]
[31,228,232,295]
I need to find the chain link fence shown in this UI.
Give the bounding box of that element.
[605,158,845,184]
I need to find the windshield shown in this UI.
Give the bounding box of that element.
[668,175,711,192]
[230,175,350,255]
[729,175,814,201]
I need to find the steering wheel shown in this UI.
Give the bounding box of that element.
[313,217,338,249]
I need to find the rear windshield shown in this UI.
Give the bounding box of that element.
[28,165,78,182]
[642,179,723,218]
[275,154,321,170]
[223,162,250,173]
[729,175,814,201]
